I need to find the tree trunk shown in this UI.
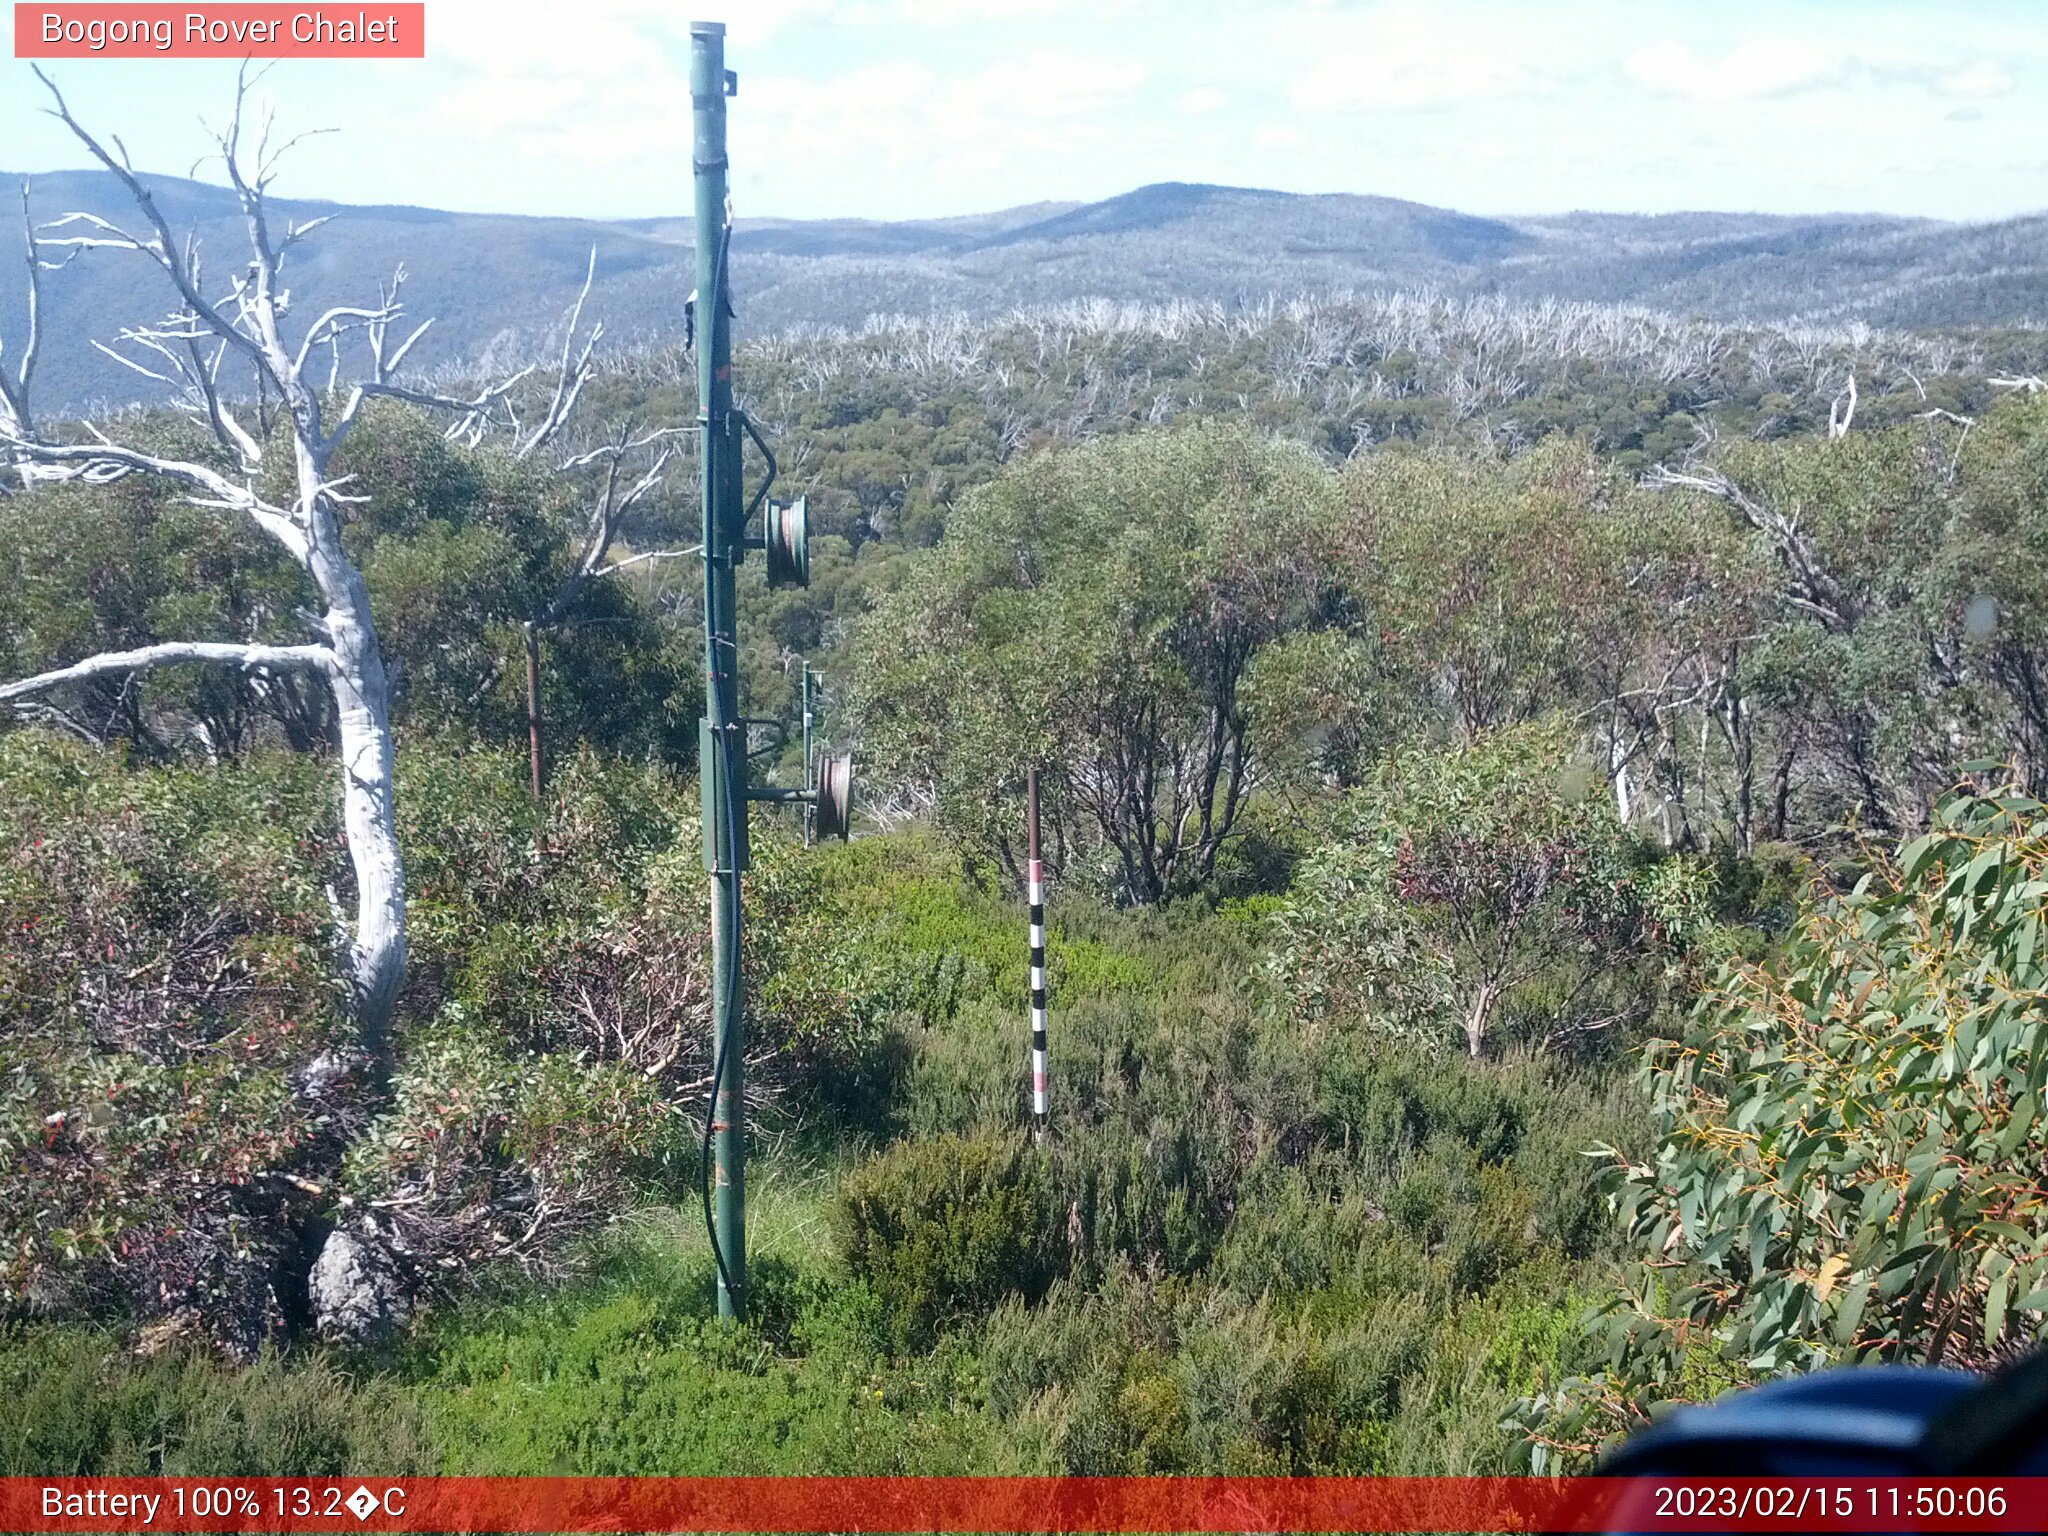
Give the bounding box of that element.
[330,660,406,1063]
[1771,747,1796,841]
[307,565,407,1338]
[1725,674,1755,856]
[1464,984,1494,1059]
[1609,722,1634,824]
[305,499,408,1066]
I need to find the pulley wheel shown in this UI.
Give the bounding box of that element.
[765,495,810,590]
[814,753,853,841]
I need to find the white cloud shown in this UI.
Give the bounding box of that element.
[726,0,1160,35]
[415,0,1159,207]
[8,0,2045,224]
[879,0,1156,23]
[1254,123,1310,154]
[1624,38,2019,105]
[735,48,1149,211]
[1623,39,1845,102]
[429,0,667,75]
[1286,4,1552,110]
[1934,62,2015,100]
[1295,49,1532,109]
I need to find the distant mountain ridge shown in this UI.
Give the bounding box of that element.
[1,172,2042,411]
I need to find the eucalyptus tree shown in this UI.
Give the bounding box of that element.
[1648,399,2048,837]
[852,422,1335,904]
[1516,782,2048,1470]
[1266,722,1710,1060]
[1334,440,1770,849]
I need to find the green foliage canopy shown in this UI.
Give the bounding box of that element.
[852,422,1337,904]
[0,404,700,766]
[0,733,886,1353]
[1267,724,1713,1058]
[1519,780,2048,1467]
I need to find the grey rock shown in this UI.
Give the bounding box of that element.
[291,1051,351,1100]
[309,1225,410,1344]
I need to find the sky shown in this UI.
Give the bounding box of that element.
[2,0,2045,225]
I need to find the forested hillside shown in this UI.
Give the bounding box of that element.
[5,169,2046,410]
[7,175,2048,1478]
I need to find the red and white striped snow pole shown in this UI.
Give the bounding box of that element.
[1026,767,1049,1141]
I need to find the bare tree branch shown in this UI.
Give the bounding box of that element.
[0,641,336,705]
[341,366,535,446]
[31,65,279,390]
[0,430,313,557]
[536,424,690,625]
[593,545,702,579]
[0,181,42,463]
[1917,408,1975,482]
[518,247,602,460]
[1646,462,1855,631]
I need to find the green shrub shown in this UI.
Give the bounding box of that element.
[0,734,892,1348]
[0,734,347,1351]
[0,1326,432,1476]
[850,423,1340,907]
[420,1246,1009,1475]
[1266,722,1714,1059]
[817,831,1156,1031]
[980,1266,1427,1474]
[1516,781,2048,1471]
[833,1133,1065,1350]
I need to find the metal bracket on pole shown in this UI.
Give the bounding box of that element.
[740,413,777,530]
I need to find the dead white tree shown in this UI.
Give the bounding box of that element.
[0,71,708,1342]
[1828,372,1858,439]
[0,179,60,489]
[1645,461,1855,632]
[0,68,593,1063]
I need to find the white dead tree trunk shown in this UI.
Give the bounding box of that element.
[1828,372,1858,439]
[0,181,54,489]
[0,71,586,1061]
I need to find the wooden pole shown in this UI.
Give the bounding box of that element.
[523,620,543,798]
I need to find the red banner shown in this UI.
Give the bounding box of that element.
[1,1477,2044,1533]
[14,5,425,58]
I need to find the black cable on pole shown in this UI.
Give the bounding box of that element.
[698,217,742,1315]
[699,731,743,1309]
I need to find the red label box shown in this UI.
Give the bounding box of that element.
[15,4,426,58]
[4,1476,2048,1533]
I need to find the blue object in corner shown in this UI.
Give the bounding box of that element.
[1600,1365,1983,1477]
